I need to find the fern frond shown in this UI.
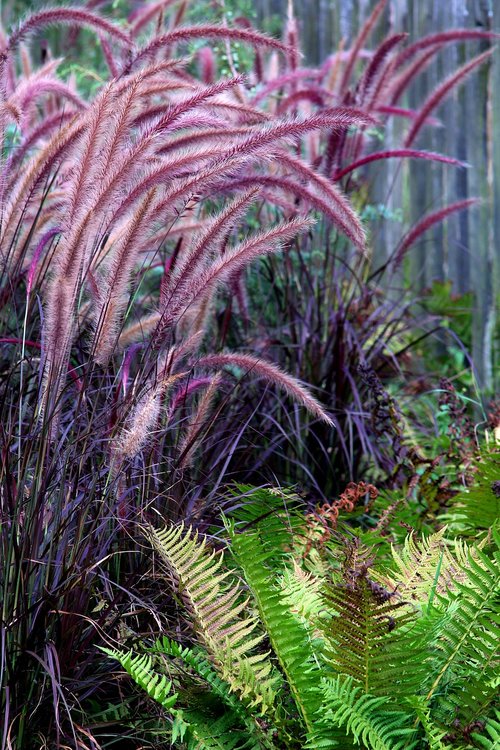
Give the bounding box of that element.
[176,710,260,750]
[151,637,259,731]
[322,568,419,697]
[407,697,453,750]
[445,452,500,536]
[472,710,500,750]
[424,534,500,707]
[100,647,178,709]
[373,528,489,605]
[280,560,327,626]
[227,485,303,547]
[105,638,272,750]
[313,675,419,750]
[146,523,279,709]
[229,527,322,739]
[438,672,499,733]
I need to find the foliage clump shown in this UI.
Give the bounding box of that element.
[104,488,499,749]
[0,0,497,748]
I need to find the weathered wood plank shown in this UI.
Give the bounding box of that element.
[252,0,498,390]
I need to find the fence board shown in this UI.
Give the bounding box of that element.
[253,0,499,391]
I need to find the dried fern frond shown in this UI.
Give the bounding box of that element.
[146,523,280,710]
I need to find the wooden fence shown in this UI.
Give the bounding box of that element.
[255,0,499,392]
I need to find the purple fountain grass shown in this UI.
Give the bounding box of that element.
[26,226,60,295]
[0,116,84,249]
[10,25,362,443]
[276,88,328,113]
[7,6,131,50]
[5,110,77,173]
[197,46,217,85]
[113,110,373,228]
[404,49,494,147]
[156,125,252,155]
[396,28,500,67]
[375,104,441,126]
[160,189,259,305]
[157,216,316,335]
[125,23,295,73]
[0,2,496,746]
[333,149,468,181]
[250,68,322,106]
[14,76,87,120]
[394,198,480,267]
[338,0,387,95]
[118,312,162,349]
[91,191,156,365]
[177,374,222,469]
[387,47,442,108]
[170,375,216,414]
[195,352,333,426]
[129,0,181,37]
[203,7,496,501]
[355,32,408,106]
[111,372,186,469]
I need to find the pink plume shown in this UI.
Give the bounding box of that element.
[339,0,387,94]
[395,198,479,263]
[127,24,294,72]
[376,105,441,127]
[170,377,214,412]
[197,46,216,84]
[26,227,60,294]
[196,352,333,425]
[9,7,131,49]
[404,49,494,147]
[130,0,179,36]
[397,29,499,67]
[334,149,467,181]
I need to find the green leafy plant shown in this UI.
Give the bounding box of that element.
[102,502,499,749]
[442,451,500,536]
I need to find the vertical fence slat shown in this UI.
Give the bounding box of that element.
[251,0,498,391]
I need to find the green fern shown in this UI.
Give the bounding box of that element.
[150,637,266,740]
[372,528,486,605]
[174,711,261,750]
[314,675,418,750]
[229,526,322,741]
[98,499,499,749]
[146,523,279,710]
[103,642,271,750]
[280,560,327,626]
[445,452,500,536]
[472,710,500,750]
[407,697,453,750]
[424,533,500,710]
[100,648,178,709]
